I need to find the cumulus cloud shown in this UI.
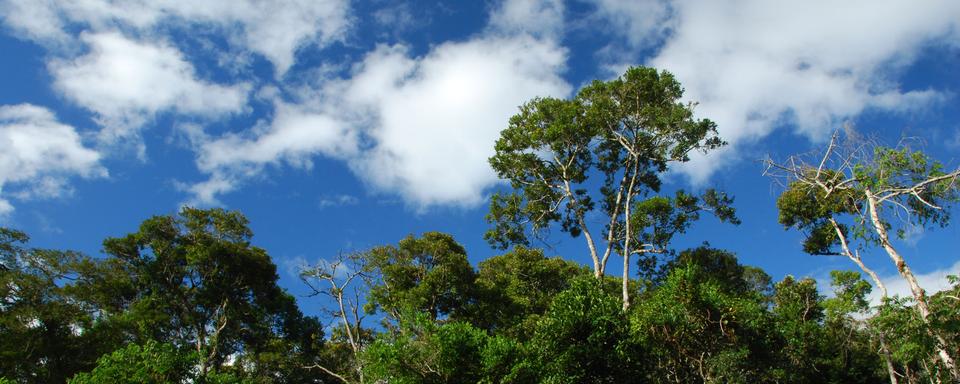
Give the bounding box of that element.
[591,0,960,183]
[0,0,351,75]
[342,37,569,208]
[184,0,570,209]
[49,32,249,151]
[0,104,105,216]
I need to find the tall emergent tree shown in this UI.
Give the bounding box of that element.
[487,66,738,308]
[766,131,960,379]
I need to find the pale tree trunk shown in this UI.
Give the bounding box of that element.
[620,160,640,311]
[622,252,631,310]
[829,218,888,297]
[879,332,900,384]
[829,218,899,384]
[865,190,957,379]
[578,213,602,279]
[561,177,603,278]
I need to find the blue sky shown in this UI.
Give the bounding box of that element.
[1,0,959,308]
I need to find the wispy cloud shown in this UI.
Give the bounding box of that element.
[318,194,359,209]
[1,0,352,76]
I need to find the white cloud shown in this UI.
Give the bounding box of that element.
[0,104,105,216]
[867,260,960,306]
[372,3,416,37]
[49,32,249,151]
[196,102,356,173]
[318,194,358,209]
[182,100,357,206]
[1,0,351,75]
[342,36,569,208]
[0,0,70,43]
[585,0,671,49]
[591,0,960,183]
[183,1,570,209]
[488,0,565,40]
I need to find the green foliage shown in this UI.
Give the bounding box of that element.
[362,311,517,384]
[99,208,324,379]
[858,146,959,235]
[634,251,773,383]
[776,175,860,255]
[528,277,642,383]
[471,246,589,338]
[68,341,196,384]
[771,276,827,381]
[0,229,120,383]
[364,232,477,322]
[871,297,945,380]
[771,275,884,383]
[823,270,871,320]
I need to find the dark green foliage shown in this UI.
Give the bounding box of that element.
[872,296,952,381]
[471,246,589,338]
[528,277,643,383]
[0,230,120,383]
[364,232,478,322]
[776,174,860,255]
[99,208,324,380]
[771,275,885,383]
[634,251,773,383]
[362,312,516,384]
[68,341,197,384]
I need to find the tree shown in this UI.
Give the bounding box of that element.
[487,66,735,308]
[301,252,374,384]
[470,246,588,338]
[363,232,477,323]
[766,131,960,377]
[361,313,510,384]
[527,277,643,383]
[100,207,324,380]
[822,271,894,383]
[0,228,120,383]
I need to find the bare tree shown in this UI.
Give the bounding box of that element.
[301,252,372,384]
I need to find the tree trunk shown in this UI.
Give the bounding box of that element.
[622,252,631,310]
[865,190,957,378]
[879,332,899,384]
[829,218,888,297]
